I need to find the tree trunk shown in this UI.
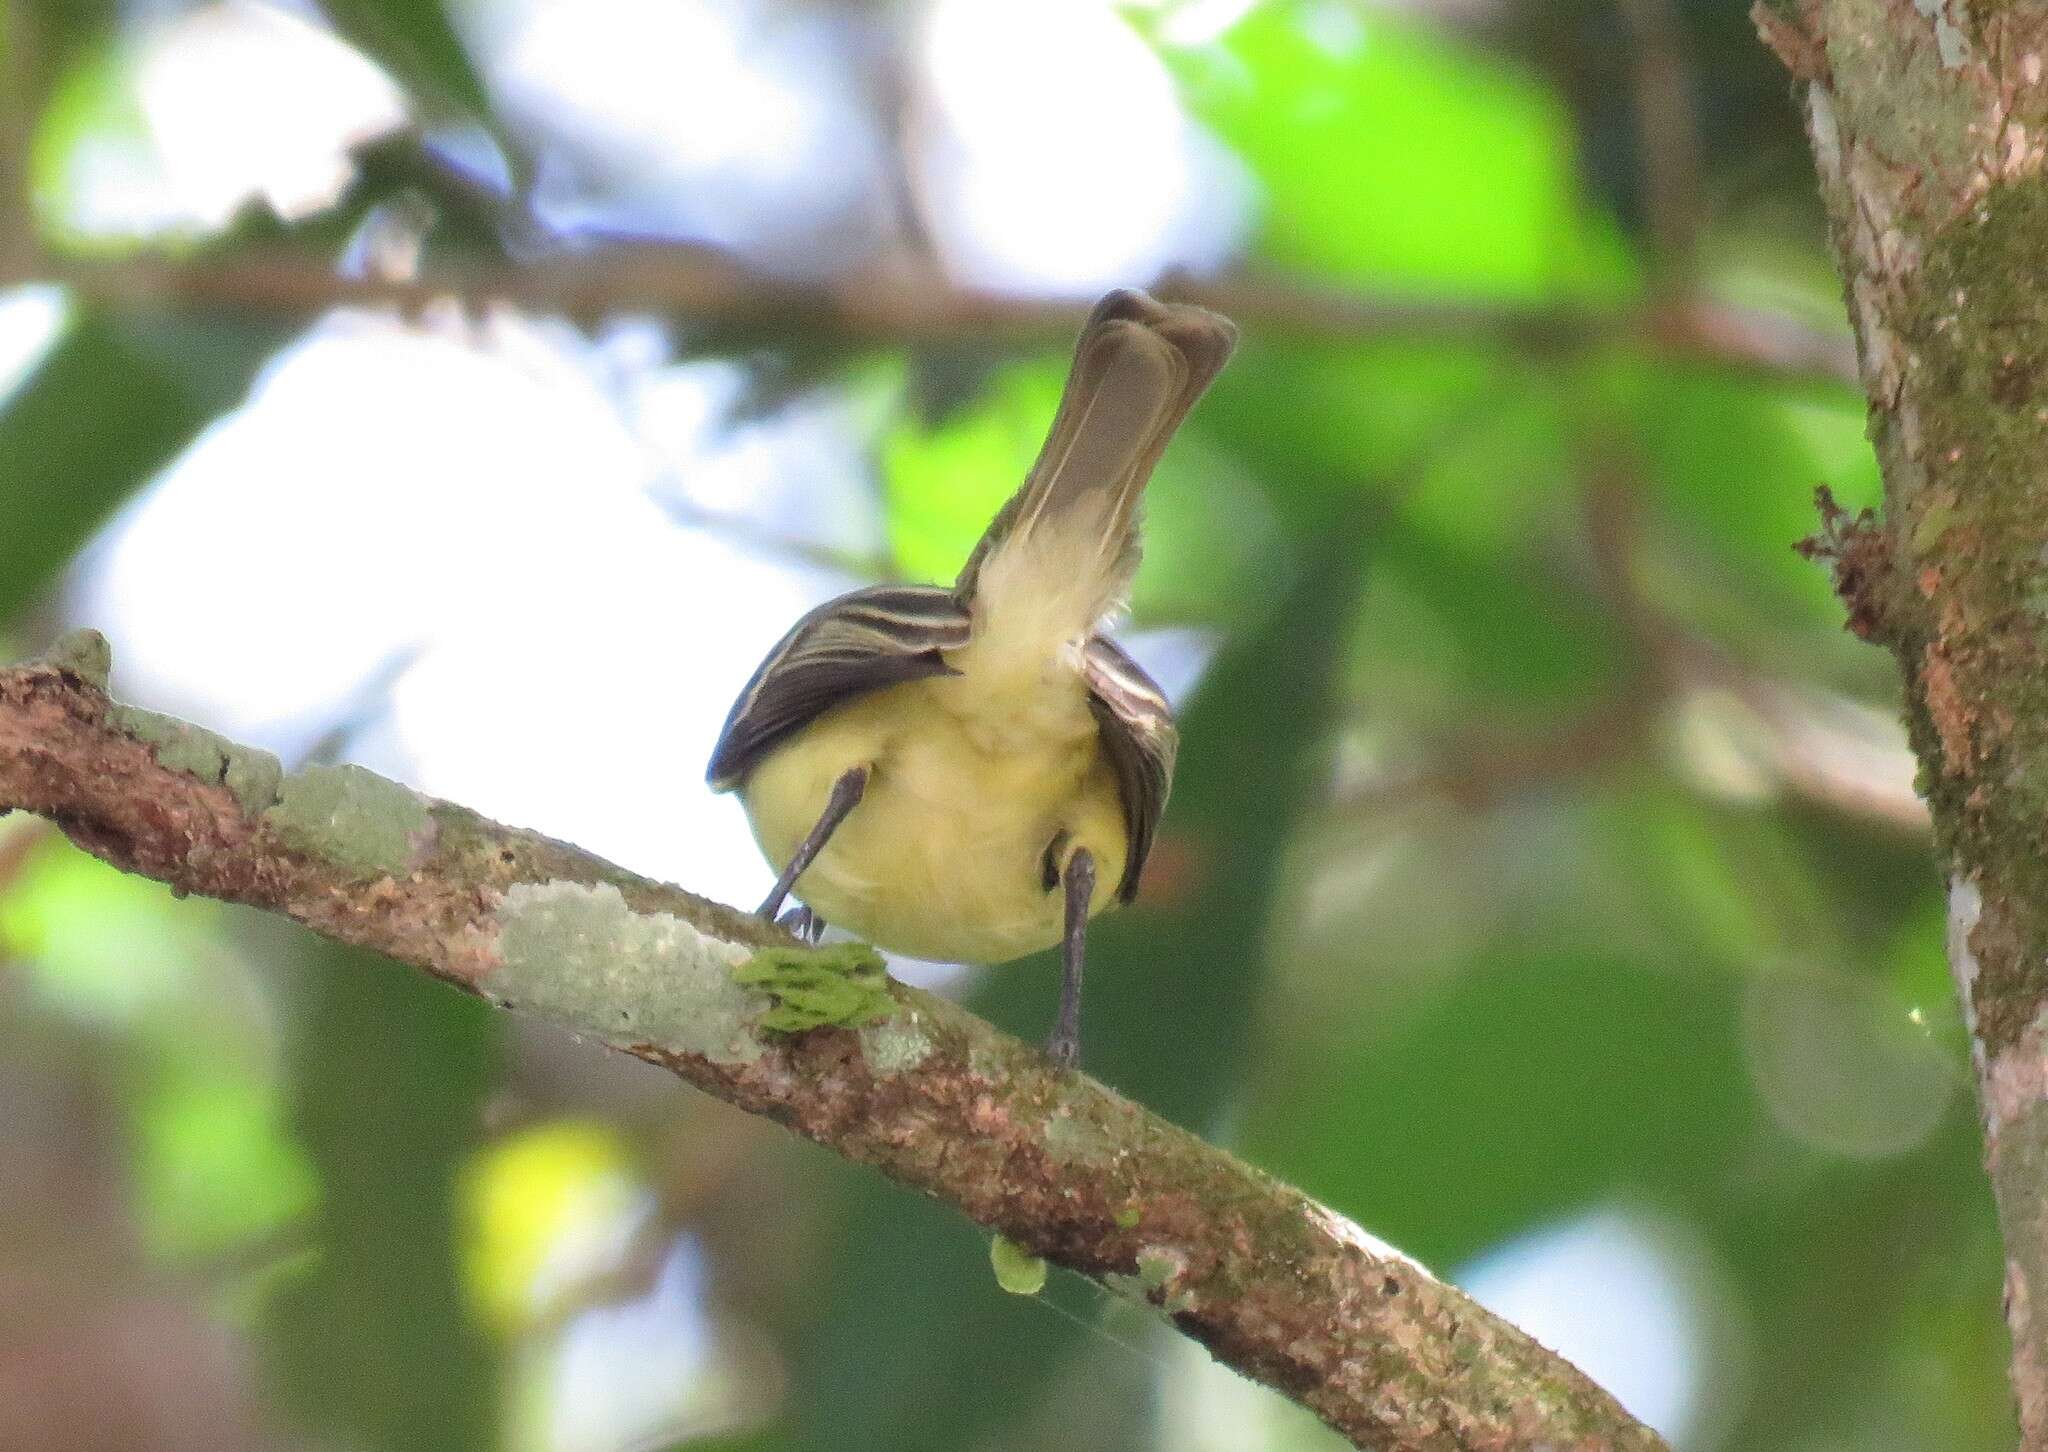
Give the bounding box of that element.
[1759,3,2048,1442]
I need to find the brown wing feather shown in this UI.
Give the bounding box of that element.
[706,584,971,791]
[1082,635,1178,902]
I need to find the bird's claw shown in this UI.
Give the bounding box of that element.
[1043,1030,1080,1070]
[776,903,825,945]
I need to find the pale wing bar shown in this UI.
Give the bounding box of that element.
[705,585,972,791]
[1081,635,1178,903]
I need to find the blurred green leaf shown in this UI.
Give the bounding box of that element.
[1635,369,1881,627]
[1368,521,1628,708]
[1195,340,1502,506]
[1715,1121,1995,1450]
[1245,947,1753,1265]
[461,1118,645,1335]
[1149,0,1632,534]
[1584,783,1809,966]
[264,940,500,1452]
[1,835,315,1262]
[1399,369,1575,552]
[6,0,121,117]
[1884,891,1965,1041]
[313,0,495,132]
[669,1431,785,1452]
[0,306,282,625]
[1253,789,1996,1452]
[1882,1208,2014,1451]
[1164,1,1619,297]
[133,1069,315,1262]
[27,28,163,246]
[1,826,206,1018]
[880,365,1031,582]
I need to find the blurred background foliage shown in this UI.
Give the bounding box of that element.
[0,0,2004,1449]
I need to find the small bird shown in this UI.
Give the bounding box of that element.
[706,289,1237,1066]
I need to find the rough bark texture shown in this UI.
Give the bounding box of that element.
[0,636,1666,1452]
[1759,2,2048,1441]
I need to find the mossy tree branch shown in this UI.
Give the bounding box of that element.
[1759,2,2048,1442]
[0,634,1666,1452]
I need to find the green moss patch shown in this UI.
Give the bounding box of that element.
[733,942,895,1034]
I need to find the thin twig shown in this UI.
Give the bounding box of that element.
[0,0,37,277]
[1620,0,1706,287]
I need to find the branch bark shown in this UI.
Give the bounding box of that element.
[0,634,1666,1452]
[1759,3,2048,1442]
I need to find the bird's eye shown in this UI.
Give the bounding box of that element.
[1040,829,1071,892]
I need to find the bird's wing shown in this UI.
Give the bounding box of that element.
[706,584,972,792]
[1082,635,1179,903]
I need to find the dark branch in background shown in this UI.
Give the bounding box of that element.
[14,245,1860,388]
[0,635,1669,1452]
[0,0,1852,391]
[0,0,36,280]
[1621,0,1706,288]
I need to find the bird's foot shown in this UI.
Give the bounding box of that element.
[1043,1028,1080,1070]
[775,903,826,946]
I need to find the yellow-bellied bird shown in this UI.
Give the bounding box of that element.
[707,289,1236,1065]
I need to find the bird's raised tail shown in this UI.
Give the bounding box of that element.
[953,289,1235,680]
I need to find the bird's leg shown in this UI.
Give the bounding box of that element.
[757,765,869,921]
[1046,847,1096,1068]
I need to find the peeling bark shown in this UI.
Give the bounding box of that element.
[0,639,1667,1452]
[1761,2,2048,1440]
